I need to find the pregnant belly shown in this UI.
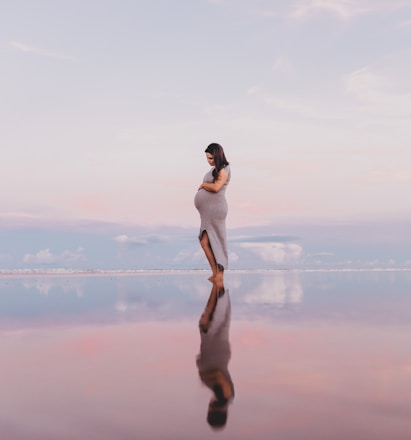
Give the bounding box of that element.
[194,190,227,218]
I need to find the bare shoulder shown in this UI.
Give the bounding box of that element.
[219,168,228,177]
[217,168,229,182]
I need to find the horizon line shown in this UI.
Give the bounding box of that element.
[0,267,410,278]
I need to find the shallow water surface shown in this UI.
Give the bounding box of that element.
[1,270,411,439]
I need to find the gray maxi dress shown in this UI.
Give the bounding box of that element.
[194,165,231,269]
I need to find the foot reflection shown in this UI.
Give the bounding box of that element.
[196,281,234,430]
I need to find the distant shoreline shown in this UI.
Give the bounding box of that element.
[0,267,410,279]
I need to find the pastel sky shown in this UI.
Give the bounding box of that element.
[1,0,411,269]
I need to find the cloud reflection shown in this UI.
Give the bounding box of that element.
[243,273,303,308]
[21,278,84,297]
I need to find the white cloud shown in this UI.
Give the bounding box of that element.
[291,0,385,20]
[398,19,411,28]
[362,259,397,267]
[114,234,147,245]
[23,249,56,265]
[344,67,392,102]
[113,234,168,246]
[23,247,85,265]
[206,0,408,21]
[238,242,303,264]
[174,248,238,267]
[343,65,411,122]
[307,252,335,257]
[172,247,205,266]
[10,41,75,60]
[173,249,193,263]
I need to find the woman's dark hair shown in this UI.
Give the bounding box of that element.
[205,143,229,181]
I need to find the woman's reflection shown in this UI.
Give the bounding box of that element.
[196,281,234,430]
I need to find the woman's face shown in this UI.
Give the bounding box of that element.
[206,153,215,166]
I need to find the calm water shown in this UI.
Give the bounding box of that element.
[1,270,411,440]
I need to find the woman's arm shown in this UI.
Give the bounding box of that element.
[199,168,228,193]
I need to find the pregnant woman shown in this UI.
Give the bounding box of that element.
[194,143,231,282]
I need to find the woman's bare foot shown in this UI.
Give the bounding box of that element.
[208,270,220,282]
[214,271,224,290]
[214,270,223,280]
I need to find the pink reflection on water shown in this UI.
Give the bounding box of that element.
[1,316,411,439]
[230,321,411,439]
[1,322,202,439]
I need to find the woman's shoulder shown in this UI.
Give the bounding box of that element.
[220,165,230,183]
[219,165,229,176]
